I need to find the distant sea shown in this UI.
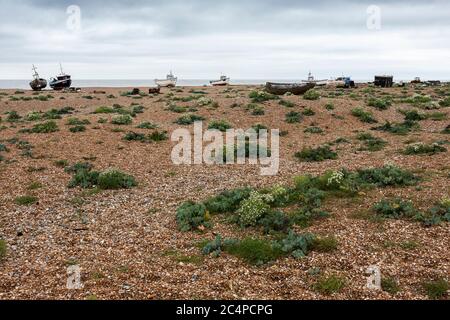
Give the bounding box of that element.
[0,79,374,89]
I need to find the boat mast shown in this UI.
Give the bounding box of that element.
[32,64,39,80]
[59,63,65,75]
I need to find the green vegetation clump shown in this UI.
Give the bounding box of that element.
[31,121,59,133]
[208,120,232,132]
[441,125,450,134]
[303,89,320,100]
[249,90,278,103]
[439,97,450,107]
[403,143,446,155]
[302,108,316,116]
[311,236,338,253]
[204,188,252,214]
[285,111,302,123]
[137,122,158,129]
[325,103,335,110]
[69,125,86,133]
[149,130,168,142]
[295,145,337,162]
[314,274,346,295]
[66,118,90,126]
[66,163,136,190]
[97,169,137,190]
[357,133,387,152]
[381,277,400,295]
[356,165,420,187]
[0,239,6,260]
[237,191,272,227]
[6,111,22,122]
[373,120,419,135]
[368,97,392,110]
[175,114,205,125]
[423,279,448,299]
[351,108,377,123]
[304,126,324,134]
[279,99,295,108]
[15,195,38,206]
[176,201,210,232]
[400,109,426,121]
[94,106,115,114]
[373,198,418,219]
[111,115,132,125]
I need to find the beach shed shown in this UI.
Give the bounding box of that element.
[374,75,394,88]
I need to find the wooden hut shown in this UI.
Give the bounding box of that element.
[374,75,394,88]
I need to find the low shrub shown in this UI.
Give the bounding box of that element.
[15,195,38,206]
[304,126,323,134]
[311,235,338,253]
[94,106,115,114]
[423,279,448,299]
[302,108,316,116]
[373,120,419,135]
[295,145,337,162]
[176,201,210,232]
[6,111,22,122]
[314,274,346,295]
[368,97,391,110]
[357,133,387,152]
[111,115,132,125]
[285,111,302,123]
[208,120,232,132]
[356,165,420,187]
[372,198,418,219]
[149,130,168,142]
[237,191,272,227]
[97,169,137,190]
[225,237,284,265]
[175,114,205,125]
[351,108,377,123]
[66,118,90,126]
[69,125,86,133]
[31,121,58,133]
[381,277,400,295]
[403,143,446,155]
[279,99,295,108]
[442,125,450,134]
[0,239,6,260]
[137,122,158,129]
[204,188,252,214]
[249,90,278,103]
[303,89,320,100]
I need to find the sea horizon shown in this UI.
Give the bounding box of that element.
[1,78,448,90]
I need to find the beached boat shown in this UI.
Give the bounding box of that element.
[49,64,72,90]
[29,65,47,91]
[155,71,177,87]
[265,82,315,95]
[210,75,230,86]
[301,72,328,86]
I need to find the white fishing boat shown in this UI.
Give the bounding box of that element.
[155,71,177,87]
[210,75,230,86]
[301,72,328,86]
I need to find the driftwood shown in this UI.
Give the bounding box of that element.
[265,82,315,95]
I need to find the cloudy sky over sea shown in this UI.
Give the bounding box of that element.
[0,0,449,80]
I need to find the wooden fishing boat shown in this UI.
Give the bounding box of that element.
[29,65,47,91]
[265,82,315,95]
[210,75,230,86]
[155,71,177,87]
[49,64,72,90]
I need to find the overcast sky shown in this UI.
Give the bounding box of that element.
[0,0,449,80]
